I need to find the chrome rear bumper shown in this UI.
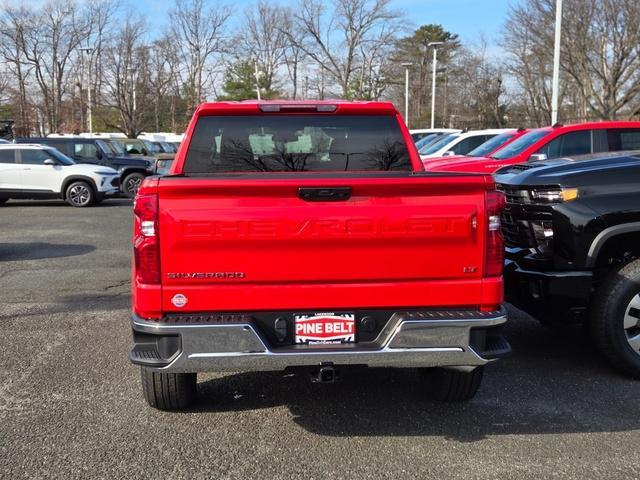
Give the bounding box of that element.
[130,308,509,373]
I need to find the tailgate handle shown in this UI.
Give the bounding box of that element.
[298,187,352,202]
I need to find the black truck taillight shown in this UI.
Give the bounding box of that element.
[484,190,506,277]
[133,193,160,284]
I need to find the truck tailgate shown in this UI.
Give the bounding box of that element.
[157,174,490,311]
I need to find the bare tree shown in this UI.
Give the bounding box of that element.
[147,36,180,131]
[20,0,91,132]
[100,18,152,137]
[448,43,508,128]
[291,0,401,98]
[503,0,640,124]
[83,0,119,118]
[169,0,230,115]
[0,5,34,135]
[353,26,395,100]
[502,2,557,125]
[280,10,306,99]
[235,1,288,95]
[561,0,640,119]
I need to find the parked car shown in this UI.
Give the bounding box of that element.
[419,129,514,159]
[425,121,640,173]
[110,137,173,160]
[140,139,176,158]
[409,128,460,143]
[128,100,510,410]
[422,129,529,170]
[15,136,160,198]
[157,141,176,153]
[414,132,449,150]
[495,150,640,378]
[113,138,176,176]
[0,144,119,207]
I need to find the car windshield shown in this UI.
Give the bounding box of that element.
[47,148,75,165]
[96,140,116,155]
[415,133,441,149]
[142,140,161,153]
[467,132,516,157]
[118,139,145,155]
[419,134,456,155]
[491,130,551,160]
[107,140,125,155]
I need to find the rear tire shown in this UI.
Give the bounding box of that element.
[422,366,484,402]
[65,181,94,207]
[140,368,197,410]
[122,172,145,198]
[590,259,640,379]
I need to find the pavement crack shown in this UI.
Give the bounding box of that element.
[103,279,130,291]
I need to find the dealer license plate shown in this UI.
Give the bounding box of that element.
[294,313,356,345]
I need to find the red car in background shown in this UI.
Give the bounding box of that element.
[422,128,529,171]
[424,121,640,173]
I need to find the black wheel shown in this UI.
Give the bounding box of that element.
[421,366,484,402]
[590,259,640,378]
[140,368,197,410]
[65,181,95,207]
[0,198,7,205]
[122,173,145,198]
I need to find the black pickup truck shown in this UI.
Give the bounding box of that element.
[495,150,640,378]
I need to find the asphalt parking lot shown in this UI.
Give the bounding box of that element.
[1,198,639,479]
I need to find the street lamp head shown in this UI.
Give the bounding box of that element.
[428,41,445,47]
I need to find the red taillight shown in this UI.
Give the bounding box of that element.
[133,193,160,284]
[484,190,506,277]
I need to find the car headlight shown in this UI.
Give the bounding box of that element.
[530,187,578,203]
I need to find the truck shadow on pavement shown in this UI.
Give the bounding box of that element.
[194,308,640,441]
[0,242,96,261]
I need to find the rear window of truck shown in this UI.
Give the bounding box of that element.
[183,115,411,173]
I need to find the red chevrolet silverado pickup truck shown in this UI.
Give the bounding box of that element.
[129,101,510,410]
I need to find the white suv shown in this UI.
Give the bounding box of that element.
[0,144,120,207]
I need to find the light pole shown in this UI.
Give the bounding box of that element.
[551,0,563,124]
[428,41,444,129]
[400,62,412,128]
[79,47,94,135]
[254,61,262,101]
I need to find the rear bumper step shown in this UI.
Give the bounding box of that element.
[129,307,510,373]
